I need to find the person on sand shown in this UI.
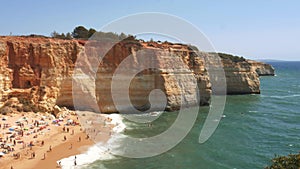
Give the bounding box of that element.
[74,160,77,166]
[78,136,81,142]
[64,135,67,141]
[41,140,44,146]
[43,153,46,160]
[70,143,72,149]
[15,153,20,159]
[57,161,61,167]
[49,145,52,151]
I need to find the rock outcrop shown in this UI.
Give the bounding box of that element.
[0,36,275,114]
[247,60,275,76]
[0,36,81,114]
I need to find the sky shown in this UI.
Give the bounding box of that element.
[1,0,300,61]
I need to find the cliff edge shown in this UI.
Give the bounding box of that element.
[0,36,275,114]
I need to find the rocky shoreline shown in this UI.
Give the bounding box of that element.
[0,36,275,114]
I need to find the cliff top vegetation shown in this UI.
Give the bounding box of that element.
[209,52,246,62]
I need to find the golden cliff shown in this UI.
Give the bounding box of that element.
[0,36,274,114]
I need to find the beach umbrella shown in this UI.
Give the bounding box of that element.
[4,144,12,148]
[9,128,14,131]
[18,118,26,121]
[0,152,4,156]
[11,126,20,130]
[38,120,45,124]
[49,115,55,120]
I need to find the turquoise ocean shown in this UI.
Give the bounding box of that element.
[86,61,300,169]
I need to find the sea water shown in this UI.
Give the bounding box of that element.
[70,61,300,169]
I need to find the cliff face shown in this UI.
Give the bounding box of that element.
[92,42,210,113]
[247,60,275,76]
[0,36,81,114]
[221,59,260,94]
[0,36,275,114]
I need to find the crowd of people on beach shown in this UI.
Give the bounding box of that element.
[0,112,84,168]
[0,111,118,169]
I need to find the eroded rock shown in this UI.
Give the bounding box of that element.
[0,36,275,114]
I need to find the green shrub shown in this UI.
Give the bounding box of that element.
[209,52,246,62]
[265,153,300,169]
[188,45,199,51]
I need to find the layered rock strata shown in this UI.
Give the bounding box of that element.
[0,36,275,114]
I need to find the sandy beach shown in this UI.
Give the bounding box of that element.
[0,111,114,169]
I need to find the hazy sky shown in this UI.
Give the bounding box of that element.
[1,0,299,60]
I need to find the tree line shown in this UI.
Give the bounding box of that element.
[51,26,131,40]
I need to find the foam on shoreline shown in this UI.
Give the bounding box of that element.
[58,113,126,169]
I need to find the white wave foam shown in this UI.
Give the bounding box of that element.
[248,110,258,113]
[58,142,114,169]
[107,114,126,133]
[261,94,300,98]
[274,94,300,98]
[58,114,126,169]
[150,111,163,117]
